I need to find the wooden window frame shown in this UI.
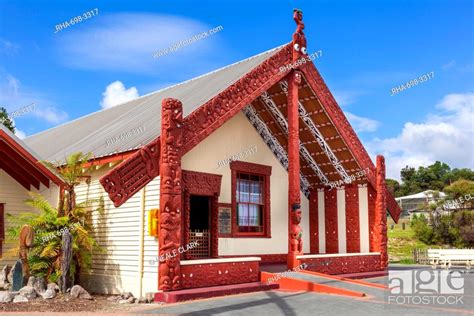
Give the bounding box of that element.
[230,161,271,238]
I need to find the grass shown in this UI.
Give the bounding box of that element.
[388,218,429,264]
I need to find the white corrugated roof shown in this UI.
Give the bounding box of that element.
[24,45,285,162]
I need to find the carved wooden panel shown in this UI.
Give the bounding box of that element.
[309,190,319,254]
[325,189,338,253]
[345,185,360,253]
[100,138,160,207]
[300,254,382,275]
[181,261,259,289]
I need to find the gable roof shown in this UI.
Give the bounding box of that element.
[0,124,64,190]
[24,46,284,163]
[98,43,401,222]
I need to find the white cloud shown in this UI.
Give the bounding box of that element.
[367,93,474,180]
[0,39,20,55]
[34,107,69,124]
[0,72,68,125]
[333,90,366,107]
[345,112,380,132]
[15,129,26,139]
[56,13,224,74]
[100,81,139,109]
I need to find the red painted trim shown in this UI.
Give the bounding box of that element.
[0,134,64,188]
[300,270,388,290]
[260,271,365,297]
[375,156,388,270]
[345,185,360,253]
[0,156,34,190]
[0,142,49,189]
[230,161,272,238]
[368,185,376,253]
[325,189,338,253]
[181,261,259,289]
[182,170,222,258]
[83,150,137,168]
[158,98,184,292]
[221,253,287,264]
[309,190,319,254]
[180,44,293,156]
[299,63,400,222]
[0,203,3,257]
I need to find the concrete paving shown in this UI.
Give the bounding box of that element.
[135,265,474,316]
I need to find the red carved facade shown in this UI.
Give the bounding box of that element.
[299,64,401,222]
[368,185,376,252]
[300,254,382,275]
[158,98,184,291]
[230,161,272,238]
[220,253,287,264]
[100,137,160,207]
[309,190,319,254]
[181,261,260,289]
[345,185,360,253]
[182,170,222,259]
[325,189,338,253]
[375,156,388,269]
[180,46,292,156]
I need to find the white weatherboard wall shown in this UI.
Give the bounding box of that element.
[75,168,159,297]
[0,169,59,266]
[182,111,310,256]
[315,186,371,254]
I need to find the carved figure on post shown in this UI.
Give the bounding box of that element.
[289,203,303,254]
[159,98,184,291]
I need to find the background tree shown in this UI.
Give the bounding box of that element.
[0,107,15,133]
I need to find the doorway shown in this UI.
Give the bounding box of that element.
[189,195,211,258]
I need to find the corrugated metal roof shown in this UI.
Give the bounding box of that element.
[24,45,285,162]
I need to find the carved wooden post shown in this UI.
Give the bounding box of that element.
[287,9,307,269]
[375,155,388,269]
[158,98,183,291]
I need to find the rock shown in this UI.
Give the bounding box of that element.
[11,260,24,291]
[13,294,28,303]
[70,285,92,300]
[0,265,11,287]
[0,291,14,303]
[41,283,59,299]
[27,276,36,287]
[4,283,11,290]
[145,292,154,303]
[107,295,120,301]
[33,277,47,294]
[18,285,37,300]
[118,296,135,304]
[137,296,147,304]
[121,291,134,299]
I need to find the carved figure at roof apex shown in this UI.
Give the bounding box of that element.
[292,9,307,61]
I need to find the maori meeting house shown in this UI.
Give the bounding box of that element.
[0,10,400,300]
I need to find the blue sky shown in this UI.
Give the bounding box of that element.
[0,0,473,179]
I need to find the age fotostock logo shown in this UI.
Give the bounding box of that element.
[388,269,465,305]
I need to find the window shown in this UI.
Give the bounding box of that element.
[230,161,271,237]
[236,173,264,233]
